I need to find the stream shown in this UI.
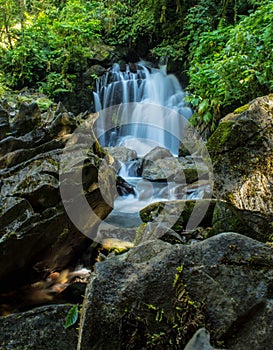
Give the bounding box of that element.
[92,63,210,237]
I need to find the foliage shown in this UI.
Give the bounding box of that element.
[0,0,272,128]
[187,1,273,130]
[0,0,103,95]
[103,1,155,47]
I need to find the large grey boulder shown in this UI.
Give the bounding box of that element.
[206,95,273,241]
[78,233,273,350]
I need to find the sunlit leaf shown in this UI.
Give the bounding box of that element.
[198,99,209,114]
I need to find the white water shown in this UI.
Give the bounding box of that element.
[93,63,209,233]
[93,63,192,156]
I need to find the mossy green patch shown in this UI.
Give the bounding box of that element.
[206,121,233,156]
[233,104,250,114]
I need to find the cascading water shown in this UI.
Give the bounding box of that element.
[93,63,192,156]
[93,62,209,234]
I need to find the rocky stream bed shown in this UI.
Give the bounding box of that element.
[0,92,272,349]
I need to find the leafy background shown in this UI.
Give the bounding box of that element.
[0,0,272,131]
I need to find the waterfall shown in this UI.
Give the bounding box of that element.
[92,63,211,237]
[93,63,192,156]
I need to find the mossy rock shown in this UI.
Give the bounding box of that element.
[205,95,273,230]
[233,103,250,114]
[211,200,273,242]
[139,199,216,233]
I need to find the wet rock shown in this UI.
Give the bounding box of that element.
[141,152,210,183]
[206,95,273,241]
[83,65,106,86]
[142,146,173,169]
[116,175,135,196]
[78,233,273,350]
[139,199,216,233]
[105,146,138,173]
[0,106,11,141]
[0,304,78,350]
[1,155,60,211]
[0,139,63,170]
[0,103,114,293]
[11,102,41,135]
[0,206,82,291]
[48,110,77,137]
[182,179,211,198]
[134,222,184,245]
[105,146,137,164]
[0,196,34,232]
[0,136,31,157]
[142,156,181,181]
[174,161,209,184]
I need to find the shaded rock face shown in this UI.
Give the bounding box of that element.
[137,199,215,245]
[206,95,273,240]
[0,101,114,294]
[12,102,41,135]
[211,200,273,242]
[0,304,78,350]
[78,233,273,350]
[140,146,210,185]
[0,107,11,141]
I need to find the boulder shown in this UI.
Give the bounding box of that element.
[105,146,137,164]
[142,156,209,183]
[78,233,273,350]
[83,65,106,85]
[0,304,78,350]
[184,328,224,350]
[206,95,273,240]
[105,146,138,174]
[138,199,216,240]
[142,156,181,181]
[142,146,173,167]
[211,200,273,242]
[141,146,210,183]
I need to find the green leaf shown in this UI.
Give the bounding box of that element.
[65,304,79,329]
[203,111,212,123]
[198,99,209,114]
